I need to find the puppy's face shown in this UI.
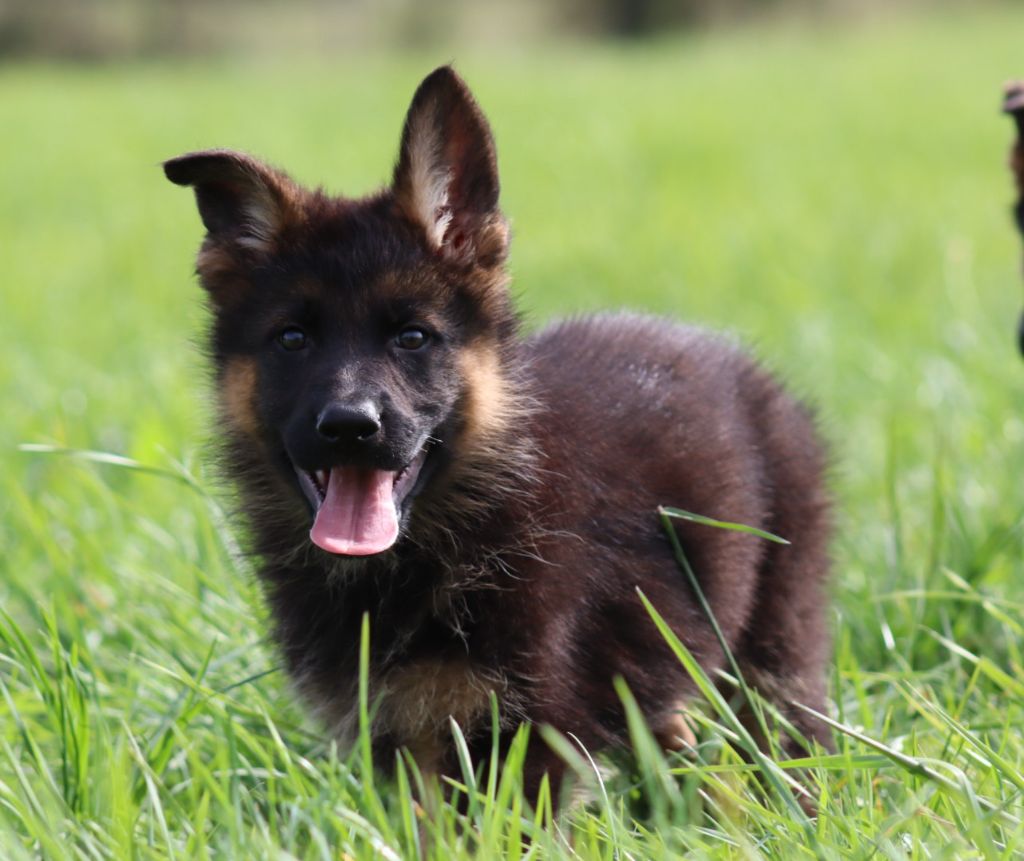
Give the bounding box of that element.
[213,240,466,557]
[166,67,514,556]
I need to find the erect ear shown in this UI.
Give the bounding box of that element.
[392,66,508,268]
[163,149,299,253]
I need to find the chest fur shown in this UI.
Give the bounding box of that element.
[304,655,511,772]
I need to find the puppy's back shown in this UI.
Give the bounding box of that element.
[510,313,832,754]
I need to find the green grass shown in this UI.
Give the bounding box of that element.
[4,5,1024,857]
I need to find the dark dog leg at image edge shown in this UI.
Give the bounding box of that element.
[1003,80,1024,355]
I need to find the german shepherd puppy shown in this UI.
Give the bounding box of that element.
[165,66,832,799]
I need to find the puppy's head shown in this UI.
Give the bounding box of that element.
[166,67,518,558]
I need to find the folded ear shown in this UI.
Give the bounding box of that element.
[392,66,508,268]
[163,149,299,253]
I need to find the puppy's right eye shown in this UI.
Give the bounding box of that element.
[395,327,429,351]
[277,327,308,351]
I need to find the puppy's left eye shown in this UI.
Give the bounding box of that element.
[395,327,429,350]
[277,327,308,351]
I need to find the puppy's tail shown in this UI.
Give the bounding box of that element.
[1003,81,1024,355]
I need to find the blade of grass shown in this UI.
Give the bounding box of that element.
[18,444,203,492]
[895,681,1024,795]
[659,506,790,544]
[791,702,1020,828]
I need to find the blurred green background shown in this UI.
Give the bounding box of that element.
[3,1,1024,855]
[4,0,1024,712]
[4,0,1024,715]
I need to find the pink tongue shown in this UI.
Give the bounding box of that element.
[310,466,399,556]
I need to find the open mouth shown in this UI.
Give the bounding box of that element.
[293,445,430,557]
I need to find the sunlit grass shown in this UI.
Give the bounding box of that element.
[3,5,1024,857]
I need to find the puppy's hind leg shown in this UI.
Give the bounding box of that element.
[728,533,834,760]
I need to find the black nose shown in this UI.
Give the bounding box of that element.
[316,403,381,443]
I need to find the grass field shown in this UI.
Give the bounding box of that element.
[4,5,1024,858]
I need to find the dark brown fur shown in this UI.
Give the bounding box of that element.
[165,66,832,801]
